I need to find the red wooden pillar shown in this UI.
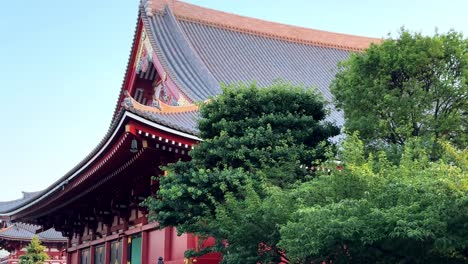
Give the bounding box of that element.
[164,227,172,261]
[90,245,95,264]
[122,236,129,264]
[187,233,197,250]
[104,241,111,264]
[66,250,72,264]
[77,249,81,264]
[141,231,149,264]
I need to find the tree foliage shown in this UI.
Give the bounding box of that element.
[143,82,339,263]
[279,134,468,263]
[144,43,468,262]
[331,29,467,151]
[19,236,49,264]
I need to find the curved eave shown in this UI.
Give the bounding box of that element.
[0,110,201,219]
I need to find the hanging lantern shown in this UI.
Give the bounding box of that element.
[130,139,138,153]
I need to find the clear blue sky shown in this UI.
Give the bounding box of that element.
[0,0,466,201]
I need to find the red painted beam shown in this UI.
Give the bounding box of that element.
[128,120,199,146]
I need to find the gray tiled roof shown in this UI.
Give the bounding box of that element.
[0,222,65,242]
[133,109,199,135]
[0,192,40,214]
[143,6,221,102]
[142,7,352,127]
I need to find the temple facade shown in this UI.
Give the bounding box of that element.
[0,1,379,263]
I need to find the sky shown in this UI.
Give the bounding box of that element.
[0,0,466,202]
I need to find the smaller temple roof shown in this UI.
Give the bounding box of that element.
[0,222,65,243]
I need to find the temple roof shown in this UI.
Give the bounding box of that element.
[0,222,65,242]
[147,0,378,51]
[0,192,40,215]
[140,0,381,127]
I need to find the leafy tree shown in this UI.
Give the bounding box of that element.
[19,236,49,264]
[143,82,339,263]
[331,29,467,154]
[279,134,468,263]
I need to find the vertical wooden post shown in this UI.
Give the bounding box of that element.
[104,241,111,264]
[90,245,95,264]
[77,249,81,264]
[141,231,149,264]
[66,250,72,264]
[187,233,197,251]
[164,227,172,261]
[122,236,129,264]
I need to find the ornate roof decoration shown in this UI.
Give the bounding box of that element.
[122,93,200,135]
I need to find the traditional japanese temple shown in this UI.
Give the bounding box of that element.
[0,193,67,264]
[0,1,380,263]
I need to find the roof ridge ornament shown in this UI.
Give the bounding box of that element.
[122,91,135,109]
[142,0,154,17]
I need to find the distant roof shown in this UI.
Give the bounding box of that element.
[0,222,65,243]
[0,192,40,215]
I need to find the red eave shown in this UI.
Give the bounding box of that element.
[6,113,199,221]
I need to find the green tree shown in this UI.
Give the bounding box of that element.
[19,236,49,264]
[143,82,339,263]
[331,29,467,154]
[279,134,468,263]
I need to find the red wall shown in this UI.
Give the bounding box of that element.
[147,229,165,263]
[171,231,189,261]
[66,225,221,264]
